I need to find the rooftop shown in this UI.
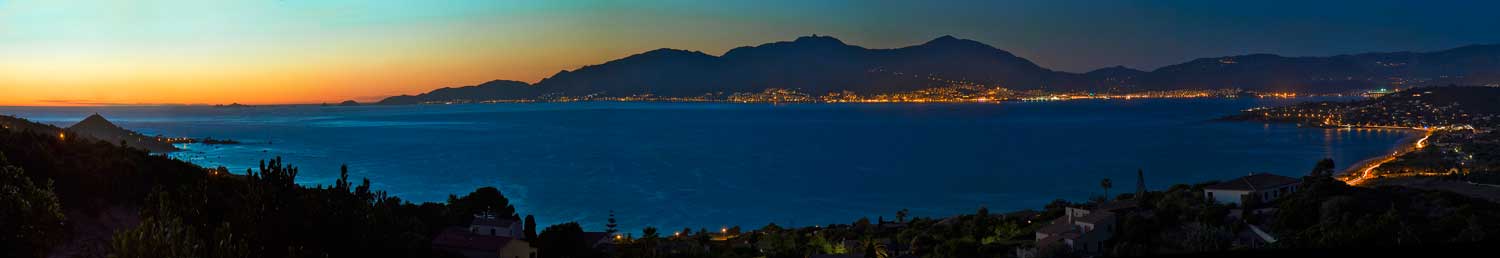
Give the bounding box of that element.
[1037,221,1075,235]
[1204,173,1300,191]
[582,232,613,245]
[1074,211,1116,224]
[432,227,518,251]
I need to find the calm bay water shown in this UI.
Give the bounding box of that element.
[0,98,1412,232]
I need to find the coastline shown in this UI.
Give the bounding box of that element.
[9,101,1423,233]
[1337,127,1433,186]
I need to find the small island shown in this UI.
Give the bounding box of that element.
[214,102,252,108]
[323,100,362,106]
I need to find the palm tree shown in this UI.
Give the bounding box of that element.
[896,208,909,223]
[1101,178,1113,199]
[641,227,660,258]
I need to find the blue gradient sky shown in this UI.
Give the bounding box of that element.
[2,0,1497,105]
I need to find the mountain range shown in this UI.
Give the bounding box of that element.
[380,35,1500,104]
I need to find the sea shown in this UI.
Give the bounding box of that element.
[0,98,1414,233]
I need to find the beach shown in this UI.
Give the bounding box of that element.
[1339,128,1433,185]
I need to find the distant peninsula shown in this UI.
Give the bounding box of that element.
[0,114,243,153]
[65,114,179,152]
[379,35,1500,105]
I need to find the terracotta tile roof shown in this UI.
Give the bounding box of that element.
[1036,234,1066,248]
[1204,173,1300,191]
[432,227,515,251]
[1037,221,1075,235]
[1074,211,1115,224]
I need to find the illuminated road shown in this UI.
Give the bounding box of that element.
[1341,129,1433,186]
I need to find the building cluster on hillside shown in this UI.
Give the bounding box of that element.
[1015,171,1305,258]
[1370,127,1494,179]
[1016,201,1135,257]
[727,88,816,103]
[1017,170,1146,257]
[1239,88,1499,129]
[824,85,1012,103]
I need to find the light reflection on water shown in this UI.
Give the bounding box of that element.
[0,98,1412,232]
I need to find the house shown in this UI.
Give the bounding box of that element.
[469,213,525,238]
[1202,173,1301,206]
[581,232,617,249]
[433,227,537,258]
[1020,206,1117,257]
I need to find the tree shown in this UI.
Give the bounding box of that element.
[854,217,872,231]
[1104,177,1116,199]
[448,187,516,218]
[896,208,909,223]
[536,222,595,258]
[334,164,352,192]
[933,238,977,258]
[641,227,659,239]
[605,210,618,234]
[694,228,711,248]
[980,221,1024,245]
[639,227,660,258]
[108,214,201,258]
[1310,158,1336,177]
[1,160,67,258]
[1,119,454,258]
[1135,168,1147,197]
[524,215,538,240]
[761,223,784,232]
[810,234,844,254]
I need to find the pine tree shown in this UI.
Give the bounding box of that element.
[606,210,619,234]
[1135,168,1147,197]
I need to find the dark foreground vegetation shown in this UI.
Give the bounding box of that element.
[1,116,511,258]
[4,113,1500,258]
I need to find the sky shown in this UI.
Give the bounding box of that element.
[2,0,1497,106]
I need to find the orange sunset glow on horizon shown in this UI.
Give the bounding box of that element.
[6,1,1497,106]
[0,1,865,106]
